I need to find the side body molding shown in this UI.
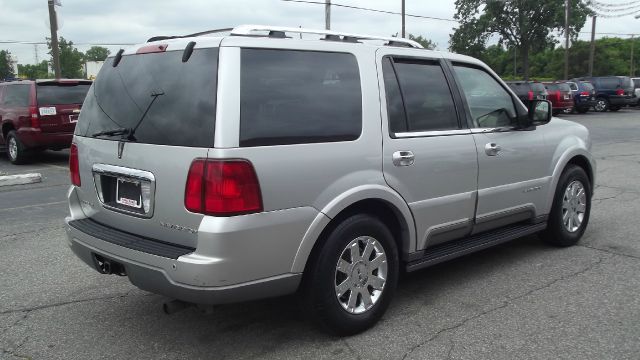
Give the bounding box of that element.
[290,184,416,273]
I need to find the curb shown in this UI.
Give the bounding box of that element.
[0,173,43,187]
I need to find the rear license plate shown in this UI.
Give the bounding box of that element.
[116,178,142,209]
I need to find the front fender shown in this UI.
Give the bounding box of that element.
[543,143,596,214]
[290,184,416,273]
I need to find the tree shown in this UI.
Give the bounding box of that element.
[17,61,52,79]
[0,50,15,79]
[408,34,437,50]
[450,0,591,80]
[84,46,110,61]
[47,36,85,78]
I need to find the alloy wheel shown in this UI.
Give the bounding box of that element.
[8,137,18,161]
[562,180,587,233]
[334,236,388,314]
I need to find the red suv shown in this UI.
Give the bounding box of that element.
[0,79,91,164]
[543,82,574,115]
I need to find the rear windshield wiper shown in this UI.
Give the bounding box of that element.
[126,89,165,141]
[91,127,130,138]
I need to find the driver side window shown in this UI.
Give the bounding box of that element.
[453,65,516,128]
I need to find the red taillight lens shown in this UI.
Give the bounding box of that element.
[580,91,590,96]
[528,91,534,100]
[616,89,624,96]
[29,106,40,128]
[69,143,81,186]
[184,159,262,216]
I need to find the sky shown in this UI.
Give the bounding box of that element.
[1,0,639,65]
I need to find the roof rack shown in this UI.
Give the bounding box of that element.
[230,25,423,48]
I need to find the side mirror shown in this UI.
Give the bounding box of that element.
[526,99,552,126]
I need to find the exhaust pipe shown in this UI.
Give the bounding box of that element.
[163,299,192,315]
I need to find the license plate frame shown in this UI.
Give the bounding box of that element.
[115,177,143,210]
[92,164,156,218]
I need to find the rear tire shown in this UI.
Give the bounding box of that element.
[6,131,29,165]
[301,214,399,336]
[593,98,609,112]
[541,165,591,247]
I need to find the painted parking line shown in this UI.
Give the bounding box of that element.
[44,163,69,170]
[0,200,67,212]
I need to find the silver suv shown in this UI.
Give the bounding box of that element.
[66,25,595,335]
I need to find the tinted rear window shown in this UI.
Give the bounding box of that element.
[2,84,31,107]
[531,83,546,93]
[75,48,218,148]
[598,77,619,88]
[581,82,594,91]
[557,83,571,92]
[36,83,90,105]
[545,84,559,91]
[239,49,361,147]
[620,77,633,89]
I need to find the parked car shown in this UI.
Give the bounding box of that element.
[0,79,91,164]
[566,79,597,113]
[543,82,574,115]
[632,78,640,106]
[504,81,548,107]
[65,25,595,335]
[578,76,635,112]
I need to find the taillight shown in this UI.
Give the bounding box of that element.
[528,91,534,100]
[184,159,262,216]
[616,89,624,96]
[69,143,81,186]
[29,106,40,128]
[580,91,590,96]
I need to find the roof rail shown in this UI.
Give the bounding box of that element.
[230,25,423,48]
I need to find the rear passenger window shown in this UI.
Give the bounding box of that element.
[240,49,362,147]
[384,58,458,133]
[3,85,31,107]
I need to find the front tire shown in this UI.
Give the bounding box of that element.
[6,131,29,164]
[301,214,399,336]
[542,165,591,247]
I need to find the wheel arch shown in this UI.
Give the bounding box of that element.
[545,148,596,214]
[290,185,416,273]
[1,121,15,140]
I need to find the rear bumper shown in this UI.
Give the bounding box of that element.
[65,187,317,305]
[575,97,596,109]
[608,96,636,106]
[17,128,73,149]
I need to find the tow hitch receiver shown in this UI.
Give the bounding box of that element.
[92,253,126,276]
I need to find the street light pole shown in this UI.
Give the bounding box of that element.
[564,0,570,80]
[325,0,330,30]
[631,34,635,77]
[47,0,61,78]
[401,0,405,38]
[588,15,596,77]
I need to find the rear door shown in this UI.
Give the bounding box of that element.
[378,51,478,249]
[450,63,550,233]
[36,81,91,133]
[73,46,220,248]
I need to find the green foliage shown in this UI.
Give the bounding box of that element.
[47,36,85,78]
[17,61,53,79]
[408,34,437,50]
[450,0,591,79]
[465,37,639,80]
[84,46,110,62]
[0,50,15,79]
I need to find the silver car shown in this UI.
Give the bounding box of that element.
[65,25,595,335]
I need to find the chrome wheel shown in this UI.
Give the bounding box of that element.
[334,236,387,314]
[562,180,587,233]
[594,99,607,112]
[8,136,18,161]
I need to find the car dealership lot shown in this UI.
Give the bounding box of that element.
[1,110,640,359]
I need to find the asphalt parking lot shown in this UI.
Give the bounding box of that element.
[1,109,639,360]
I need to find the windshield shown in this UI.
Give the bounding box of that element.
[36,83,91,105]
[75,47,218,147]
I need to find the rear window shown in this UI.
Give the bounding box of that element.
[2,84,31,107]
[239,49,361,147]
[581,82,594,91]
[530,83,546,93]
[620,77,633,89]
[36,83,90,105]
[545,84,559,91]
[75,48,218,148]
[557,83,571,92]
[598,77,619,89]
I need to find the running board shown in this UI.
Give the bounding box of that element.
[405,222,547,272]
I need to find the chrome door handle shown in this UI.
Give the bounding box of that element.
[485,143,502,156]
[392,151,415,166]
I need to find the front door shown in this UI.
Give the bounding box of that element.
[450,63,551,233]
[377,51,478,250]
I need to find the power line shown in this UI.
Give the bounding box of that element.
[281,0,458,22]
[591,0,640,7]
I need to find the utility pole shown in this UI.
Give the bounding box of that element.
[631,34,635,77]
[401,0,406,38]
[325,0,330,30]
[513,47,517,79]
[34,44,39,64]
[564,0,570,80]
[47,0,61,78]
[588,16,596,77]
